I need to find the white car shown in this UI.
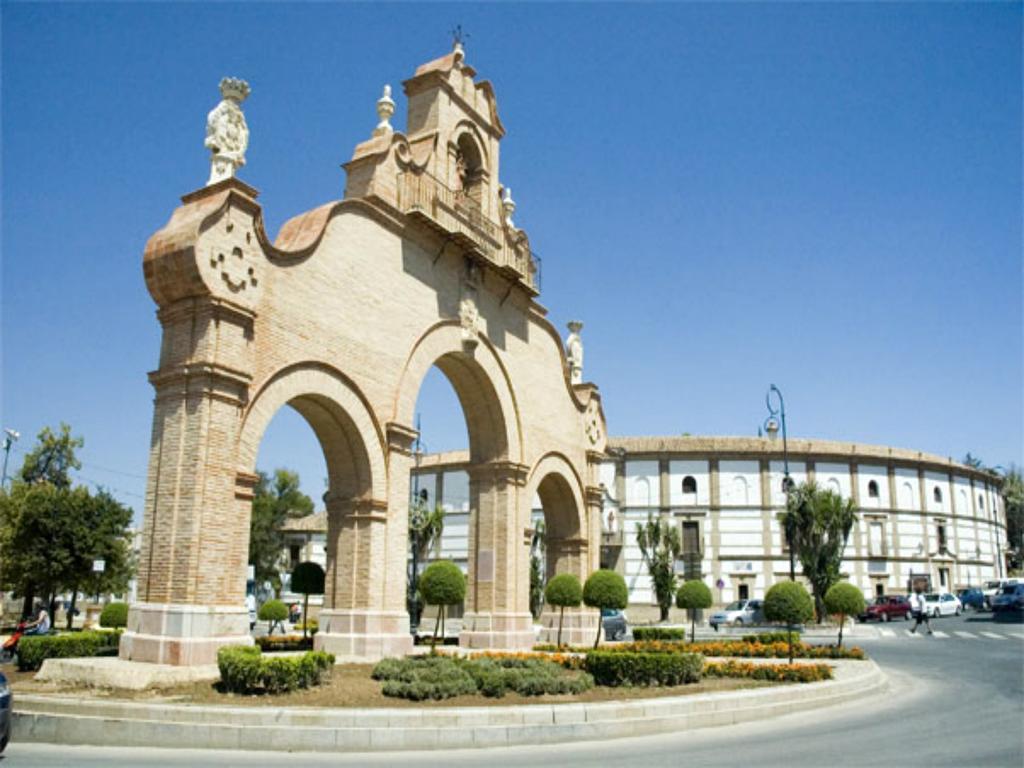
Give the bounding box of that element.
[923,592,961,618]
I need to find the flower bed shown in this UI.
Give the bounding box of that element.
[704,660,833,683]
[217,645,334,694]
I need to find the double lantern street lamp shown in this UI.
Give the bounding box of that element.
[763,385,797,582]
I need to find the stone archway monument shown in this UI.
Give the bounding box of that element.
[122,43,608,666]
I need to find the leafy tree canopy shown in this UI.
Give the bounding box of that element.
[248,469,314,593]
[635,514,682,622]
[19,423,83,489]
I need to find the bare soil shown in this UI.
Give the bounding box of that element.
[8,663,777,708]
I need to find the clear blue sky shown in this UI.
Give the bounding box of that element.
[2,3,1021,518]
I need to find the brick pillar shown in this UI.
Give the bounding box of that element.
[460,460,534,649]
[120,300,257,666]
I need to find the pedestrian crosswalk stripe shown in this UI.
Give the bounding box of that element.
[879,628,895,637]
[954,631,975,639]
[932,630,949,638]
[904,630,922,638]
[980,631,1004,640]
[1005,632,1024,639]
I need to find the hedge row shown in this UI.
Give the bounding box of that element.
[17,630,121,671]
[584,650,702,687]
[704,660,833,683]
[371,654,594,701]
[632,627,687,641]
[254,635,313,652]
[741,631,801,644]
[605,640,864,660]
[217,645,334,694]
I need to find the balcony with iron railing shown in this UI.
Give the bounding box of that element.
[396,171,541,293]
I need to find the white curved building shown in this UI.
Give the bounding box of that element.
[410,436,1007,613]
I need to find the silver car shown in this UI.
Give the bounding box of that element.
[709,599,764,630]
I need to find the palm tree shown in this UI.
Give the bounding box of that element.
[636,514,682,622]
[408,498,445,630]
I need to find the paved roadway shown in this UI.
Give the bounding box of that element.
[7,611,1022,767]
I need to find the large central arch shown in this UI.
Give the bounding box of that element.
[123,45,607,665]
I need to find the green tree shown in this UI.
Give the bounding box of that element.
[675,580,713,642]
[248,469,314,596]
[962,453,984,470]
[544,573,582,648]
[418,560,466,648]
[258,598,288,635]
[779,481,857,622]
[635,513,682,622]
[408,496,445,629]
[583,569,628,648]
[19,423,82,489]
[764,581,814,663]
[823,582,865,648]
[1000,466,1023,572]
[529,518,546,620]
[290,561,325,640]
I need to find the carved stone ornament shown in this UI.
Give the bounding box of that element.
[208,212,258,294]
[205,77,251,186]
[584,398,603,446]
[566,320,584,384]
[460,261,482,350]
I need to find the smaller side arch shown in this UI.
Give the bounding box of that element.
[527,451,587,543]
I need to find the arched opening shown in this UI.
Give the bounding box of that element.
[867,480,879,499]
[682,476,698,495]
[454,132,486,209]
[933,487,943,505]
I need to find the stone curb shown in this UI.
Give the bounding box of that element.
[12,659,885,752]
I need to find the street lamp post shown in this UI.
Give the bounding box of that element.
[1,428,19,488]
[763,385,796,581]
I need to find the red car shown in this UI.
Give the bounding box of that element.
[858,595,911,622]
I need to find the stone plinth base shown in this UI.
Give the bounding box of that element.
[537,609,599,646]
[314,609,413,660]
[36,657,219,691]
[458,611,535,650]
[119,602,252,666]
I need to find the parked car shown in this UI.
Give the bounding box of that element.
[0,669,10,752]
[981,579,1020,610]
[992,584,1024,613]
[858,595,911,622]
[601,609,628,641]
[956,588,986,610]
[923,592,961,618]
[709,599,764,630]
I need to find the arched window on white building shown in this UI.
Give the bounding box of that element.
[732,476,749,505]
[827,478,841,495]
[899,482,914,509]
[933,487,943,505]
[682,476,697,495]
[867,480,879,498]
[635,477,652,508]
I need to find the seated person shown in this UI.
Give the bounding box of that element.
[23,603,51,636]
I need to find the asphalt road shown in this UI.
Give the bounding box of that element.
[6,611,1022,768]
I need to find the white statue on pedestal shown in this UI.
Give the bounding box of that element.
[566,320,584,384]
[460,262,482,350]
[205,77,250,186]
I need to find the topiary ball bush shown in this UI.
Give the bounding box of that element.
[99,601,128,629]
[583,569,628,611]
[419,560,466,607]
[764,581,814,627]
[290,561,325,596]
[675,580,713,611]
[824,582,866,619]
[258,599,289,622]
[545,573,583,608]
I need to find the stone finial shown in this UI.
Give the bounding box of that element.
[374,85,395,137]
[501,187,516,228]
[566,320,584,384]
[205,77,250,186]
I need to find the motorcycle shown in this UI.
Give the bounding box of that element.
[0,620,28,664]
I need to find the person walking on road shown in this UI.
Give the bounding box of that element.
[909,588,932,635]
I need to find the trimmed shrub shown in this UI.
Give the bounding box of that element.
[419,560,466,647]
[742,631,802,644]
[824,582,866,648]
[704,660,833,683]
[290,561,325,640]
[545,573,583,647]
[217,645,334,694]
[585,650,703,687]
[589,639,865,660]
[372,654,593,701]
[675,580,713,642]
[17,630,121,671]
[257,599,289,635]
[632,627,686,642]
[763,581,815,663]
[255,634,313,652]
[99,602,128,629]
[583,569,628,648]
